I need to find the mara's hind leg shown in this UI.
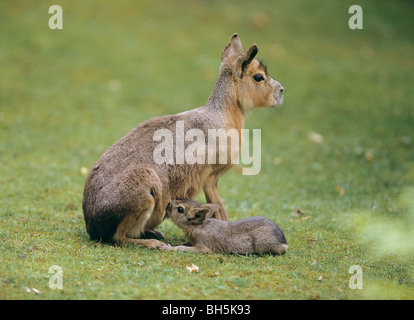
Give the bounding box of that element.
[111,166,167,249]
[113,204,167,249]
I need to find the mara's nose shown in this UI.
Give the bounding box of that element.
[280,86,284,93]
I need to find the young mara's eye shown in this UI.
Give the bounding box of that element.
[177,206,185,214]
[253,74,265,82]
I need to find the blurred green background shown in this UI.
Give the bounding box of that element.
[0,0,413,299]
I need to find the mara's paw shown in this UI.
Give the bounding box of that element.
[142,229,165,240]
[158,243,173,251]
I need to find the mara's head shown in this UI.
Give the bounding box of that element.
[166,200,213,226]
[220,33,284,113]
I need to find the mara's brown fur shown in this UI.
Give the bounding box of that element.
[82,34,284,247]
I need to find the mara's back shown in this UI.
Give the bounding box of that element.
[192,217,286,254]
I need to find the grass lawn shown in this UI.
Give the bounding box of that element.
[1,0,413,300]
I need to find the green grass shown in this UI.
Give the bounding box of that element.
[1,0,413,300]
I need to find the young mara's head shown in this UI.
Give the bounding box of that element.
[166,200,212,226]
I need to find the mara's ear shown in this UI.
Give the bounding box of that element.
[200,203,221,219]
[188,207,210,224]
[164,202,172,217]
[221,33,244,62]
[234,44,259,79]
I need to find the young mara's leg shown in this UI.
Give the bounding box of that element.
[159,245,212,253]
[123,238,167,248]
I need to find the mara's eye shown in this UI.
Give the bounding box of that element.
[253,74,265,82]
[177,206,185,214]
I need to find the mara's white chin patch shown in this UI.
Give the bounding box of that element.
[278,95,284,105]
[273,94,283,107]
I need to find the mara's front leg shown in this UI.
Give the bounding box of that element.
[202,175,228,221]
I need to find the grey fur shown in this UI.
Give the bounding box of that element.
[165,200,288,255]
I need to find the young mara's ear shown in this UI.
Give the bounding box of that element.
[234,44,258,79]
[165,202,172,217]
[221,33,244,62]
[200,203,221,219]
[189,207,210,224]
